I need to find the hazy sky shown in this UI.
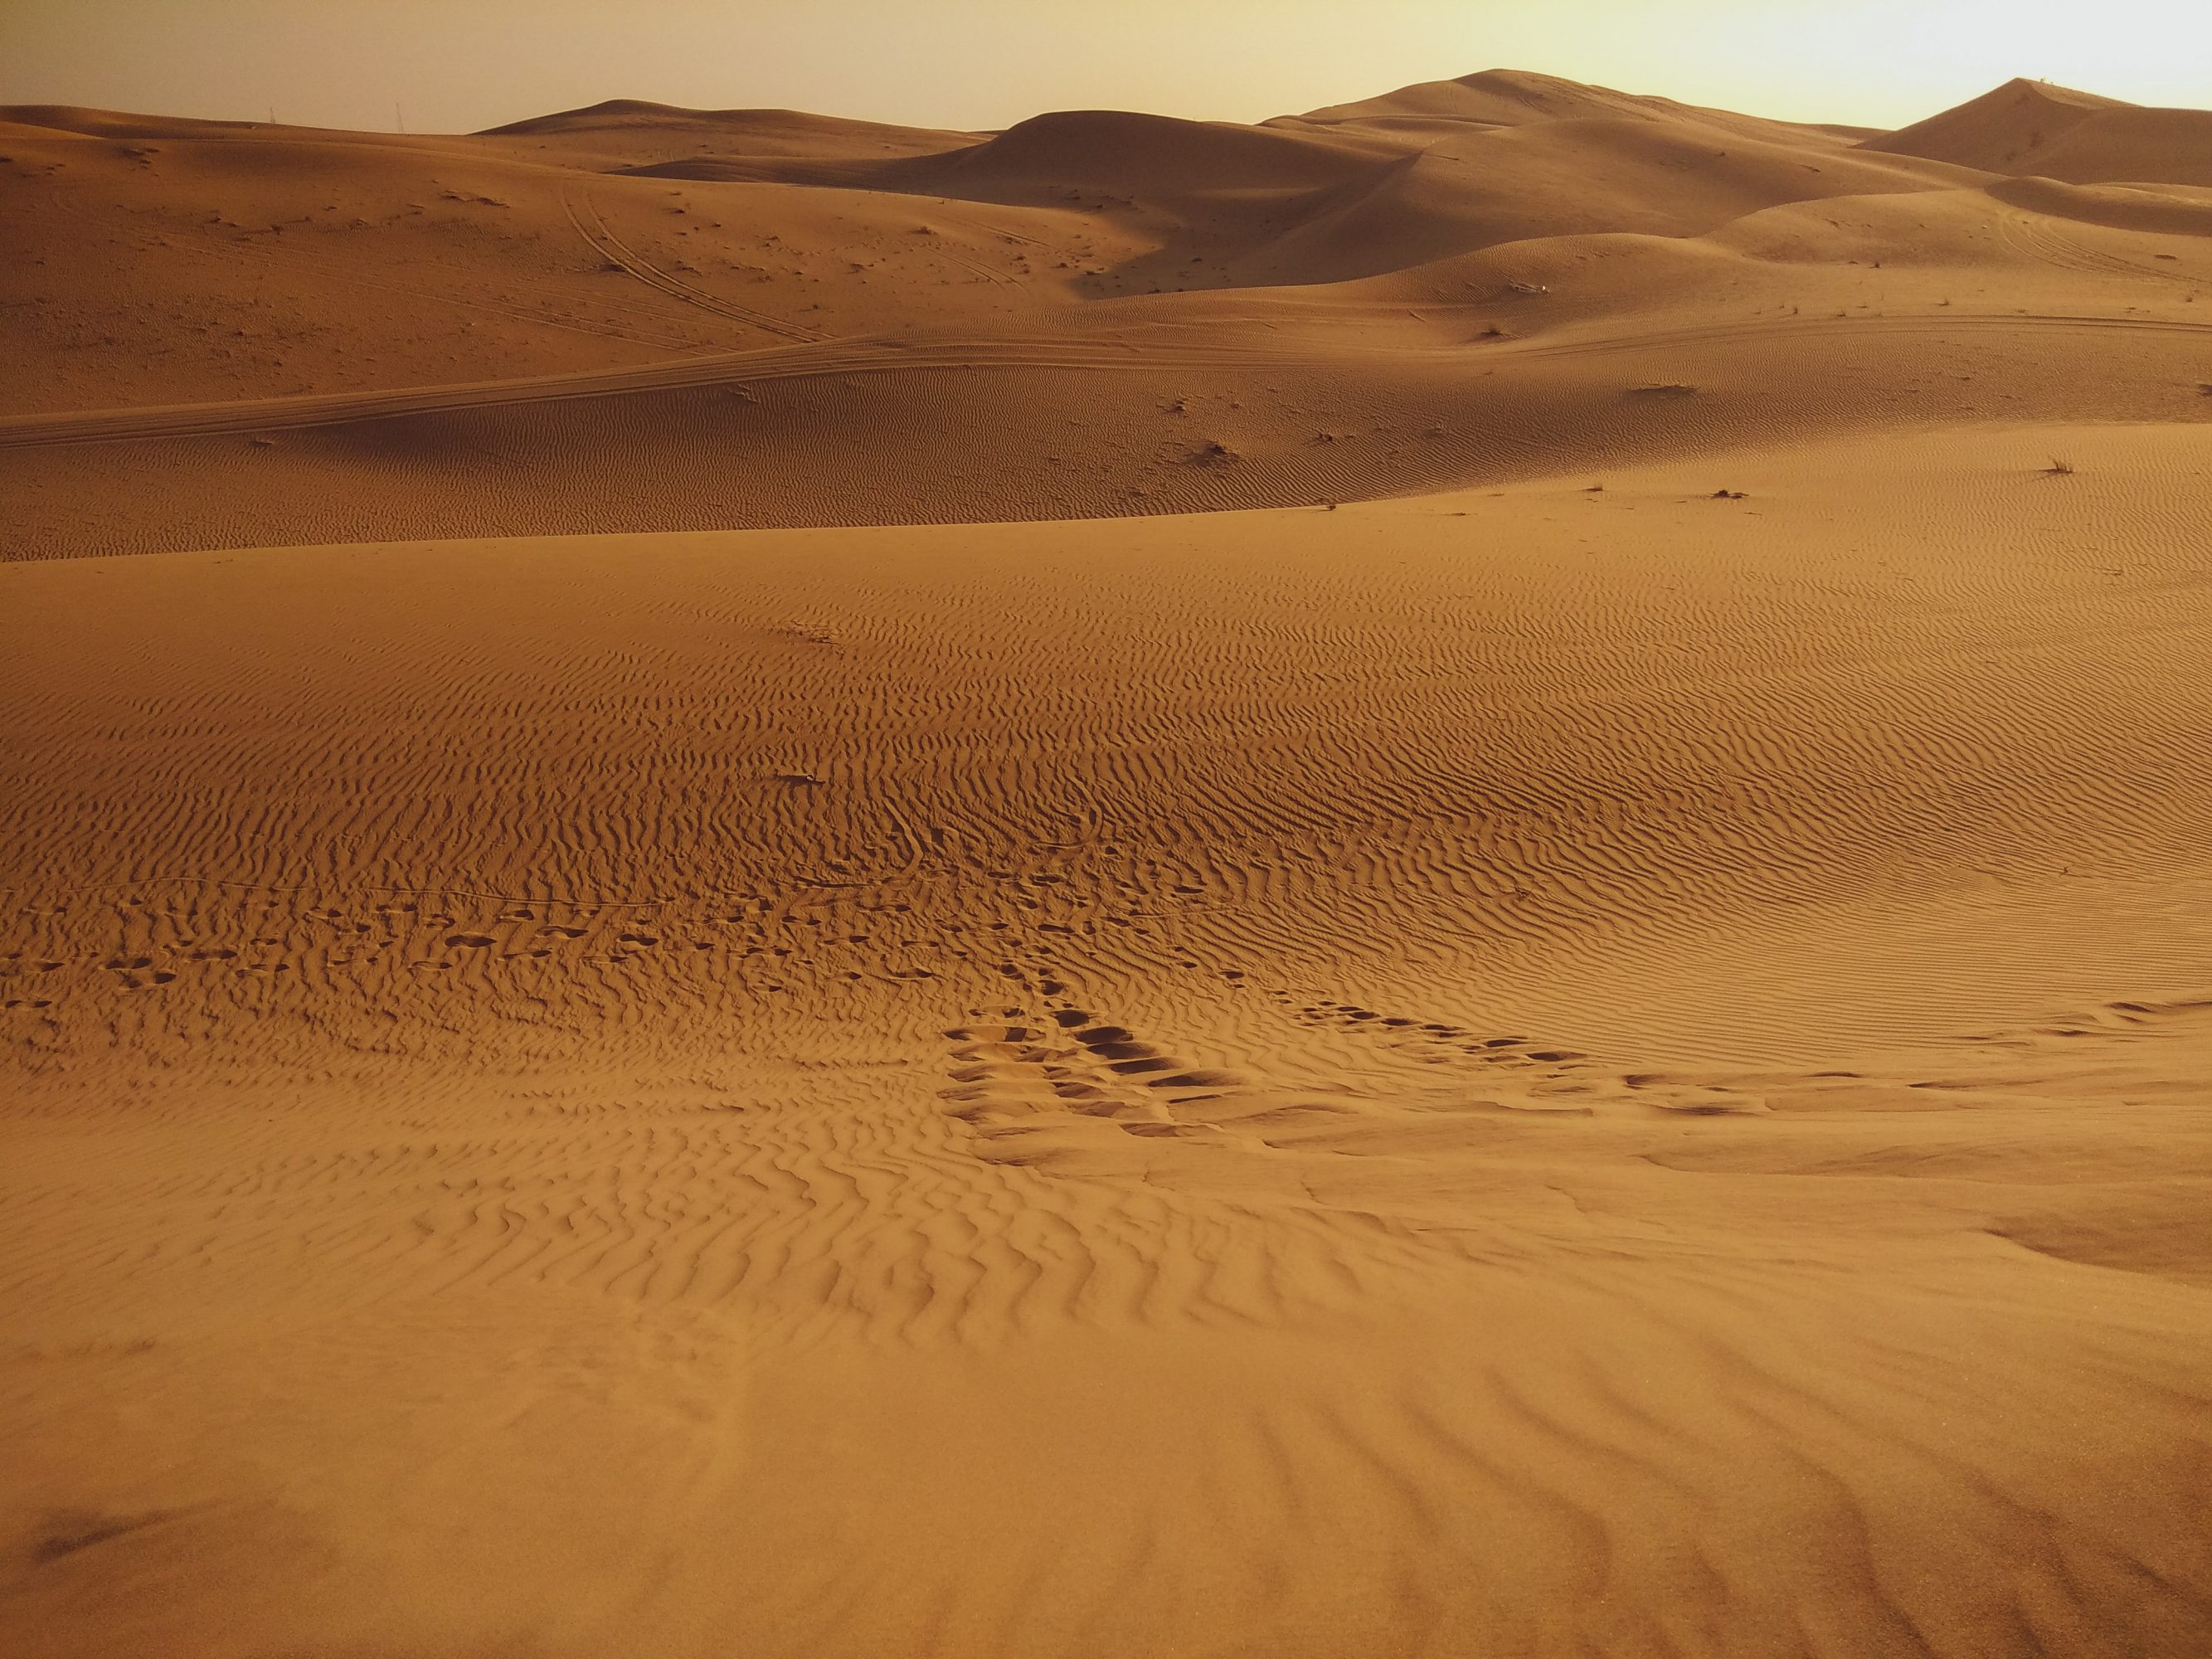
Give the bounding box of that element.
[4,0,2208,135]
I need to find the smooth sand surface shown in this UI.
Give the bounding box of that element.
[4,69,2211,1659]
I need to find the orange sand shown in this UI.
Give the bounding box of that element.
[4,69,2210,1659]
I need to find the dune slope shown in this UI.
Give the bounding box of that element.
[6,423,2212,1657]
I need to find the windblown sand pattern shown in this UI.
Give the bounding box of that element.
[4,67,2210,1659]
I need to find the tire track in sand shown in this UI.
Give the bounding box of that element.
[563,187,825,344]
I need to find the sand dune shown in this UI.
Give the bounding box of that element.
[4,63,2212,1659]
[1869,76,2212,187]
[5,71,2209,557]
[486,97,977,157]
[1281,66,1884,147]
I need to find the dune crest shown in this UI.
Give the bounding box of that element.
[1866,75,2212,185]
[6,70,2210,557]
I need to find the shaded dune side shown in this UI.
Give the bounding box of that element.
[834,108,1398,235]
[479,99,979,158]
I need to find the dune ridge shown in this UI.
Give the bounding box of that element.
[6,69,2210,557]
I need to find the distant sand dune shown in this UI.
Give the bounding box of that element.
[1868,77,2212,186]
[5,71,2209,556]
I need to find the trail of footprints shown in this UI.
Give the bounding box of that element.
[14,883,2208,1129]
[939,967,1621,1141]
[941,996,1244,1140]
[1290,995,1597,1097]
[1286,994,1844,1116]
[953,984,2212,1131]
[0,887,955,1018]
[1289,990,2212,1117]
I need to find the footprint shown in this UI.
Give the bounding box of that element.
[939,1000,1236,1129]
[1300,1001,1606,1101]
